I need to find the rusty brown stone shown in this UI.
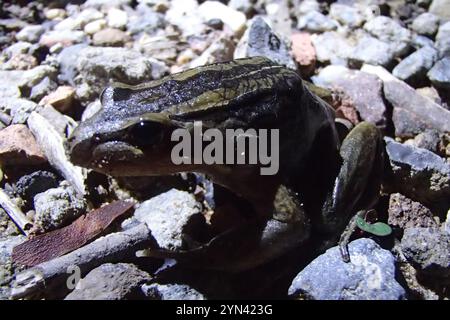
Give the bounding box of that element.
[291,32,316,77]
[12,200,135,266]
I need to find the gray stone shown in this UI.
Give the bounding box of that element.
[0,209,20,237]
[411,12,440,36]
[29,76,58,102]
[312,65,387,128]
[411,34,435,49]
[142,283,206,300]
[65,263,150,300]
[39,30,87,47]
[297,11,338,33]
[407,129,442,154]
[388,193,438,229]
[229,0,254,16]
[165,0,206,37]
[92,28,131,47]
[384,137,450,213]
[288,238,406,300]
[134,189,204,251]
[0,98,37,124]
[2,41,32,60]
[401,227,450,277]
[33,183,87,232]
[234,17,296,69]
[311,31,353,64]
[435,21,450,55]
[329,3,365,28]
[392,46,438,85]
[127,4,165,35]
[429,0,450,20]
[83,0,133,8]
[56,43,88,86]
[364,16,412,56]
[428,57,450,90]
[16,25,45,43]
[349,36,394,67]
[362,64,450,137]
[14,171,59,205]
[444,210,450,235]
[0,235,25,299]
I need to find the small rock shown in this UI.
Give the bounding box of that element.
[81,100,102,121]
[416,86,442,105]
[407,129,442,154]
[311,31,352,64]
[2,42,32,60]
[435,21,450,55]
[411,12,440,37]
[401,227,450,277]
[30,76,58,102]
[77,8,104,26]
[312,65,387,128]
[427,57,450,90]
[45,8,66,20]
[107,8,128,29]
[14,171,59,205]
[0,98,37,124]
[363,16,412,56]
[134,189,204,251]
[0,235,26,299]
[429,0,450,20]
[84,19,107,35]
[165,0,205,37]
[411,34,435,49]
[362,64,450,137]
[33,183,87,232]
[92,28,131,47]
[54,17,82,31]
[198,1,247,36]
[444,210,450,235]
[288,238,406,300]
[39,30,87,47]
[15,25,45,43]
[392,46,438,86]
[190,35,235,68]
[127,4,165,35]
[229,0,254,16]
[234,17,296,70]
[0,124,46,165]
[349,36,395,67]
[39,86,76,113]
[65,263,150,300]
[2,53,38,71]
[142,283,206,300]
[291,32,316,77]
[297,11,338,33]
[384,137,450,213]
[329,3,365,28]
[0,208,20,237]
[388,193,438,229]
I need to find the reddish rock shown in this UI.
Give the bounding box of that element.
[39,86,76,113]
[388,193,438,230]
[291,32,316,77]
[0,124,46,165]
[4,53,38,70]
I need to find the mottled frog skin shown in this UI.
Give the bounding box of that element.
[69,57,383,270]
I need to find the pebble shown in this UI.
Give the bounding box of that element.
[39,30,87,47]
[329,3,365,28]
[45,8,66,20]
[142,283,206,300]
[14,171,59,205]
[92,28,131,47]
[234,17,297,70]
[392,46,438,85]
[84,19,107,35]
[291,32,316,77]
[288,238,406,300]
[65,263,150,300]
[411,12,440,36]
[388,193,438,229]
[297,11,338,33]
[427,57,450,90]
[0,235,26,299]
[429,0,450,20]
[349,36,395,67]
[0,124,46,165]
[2,53,38,71]
[33,183,87,232]
[15,25,45,43]
[0,98,37,124]
[107,8,128,29]
[311,31,352,64]
[435,21,450,55]
[30,76,58,102]
[198,1,247,36]
[39,86,76,113]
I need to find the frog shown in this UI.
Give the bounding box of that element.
[68,56,383,271]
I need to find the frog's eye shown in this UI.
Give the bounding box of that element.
[130,121,165,146]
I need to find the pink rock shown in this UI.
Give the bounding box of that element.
[291,32,316,77]
[0,124,46,165]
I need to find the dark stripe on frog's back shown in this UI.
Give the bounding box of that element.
[108,57,302,121]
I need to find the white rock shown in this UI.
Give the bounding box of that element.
[107,8,128,29]
[84,19,107,34]
[198,1,246,35]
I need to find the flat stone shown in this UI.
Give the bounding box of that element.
[349,36,395,67]
[92,28,131,47]
[65,263,150,300]
[234,17,297,69]
[392,46,438,86]
[297,11,338,33]
[435,21,450,55]
[388,193,438,229]
[288,238,406,300]
[428,57,450,90]
[83,19,107,35]
[362,64,450,137]
[39,30,87,47]
[2,53,38,71]
[429,0,450,20]
[0,124,46,165]
[15,25,45,43]
[312,65,387,128]
[411,12,440,36]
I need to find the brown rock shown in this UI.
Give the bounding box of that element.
[3,54,38,70]
[291,32,316,77]
[0,124,46,165]
[92,28,131,47]
[39,86,76,113]
[388,193,438,229]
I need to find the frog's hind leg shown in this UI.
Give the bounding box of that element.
[319,122,384,257]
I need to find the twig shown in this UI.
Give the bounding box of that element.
[0,188,32,235]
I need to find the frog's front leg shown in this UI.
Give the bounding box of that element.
[319,122,384,260]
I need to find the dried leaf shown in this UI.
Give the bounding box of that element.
[12,200,135,266]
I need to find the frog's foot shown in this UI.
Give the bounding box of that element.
[338,210,366,262]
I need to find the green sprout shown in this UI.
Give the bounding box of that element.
[355,213,392,237]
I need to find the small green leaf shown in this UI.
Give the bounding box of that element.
[356,216,392,237]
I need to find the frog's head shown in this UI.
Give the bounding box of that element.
[68,85,194,176]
